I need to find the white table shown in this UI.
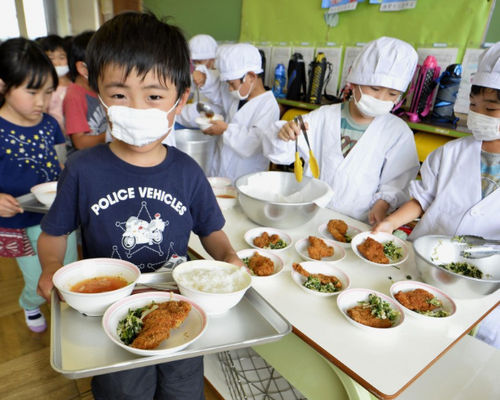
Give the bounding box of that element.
[189,205,500,399]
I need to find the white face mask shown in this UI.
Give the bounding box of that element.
[55,65,69,77]
[467,110,500,141]
[100,96,179,147]
[230,75,253,101]
[354,86,395,118]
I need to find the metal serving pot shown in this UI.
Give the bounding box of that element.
[174,129,216,174]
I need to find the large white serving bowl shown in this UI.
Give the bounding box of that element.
[236,248,284,278]
[337,288,405,331]
[30,181,57,206]
[390,280,457,320]
[172,260,252,315]
[351,231,409,267]
[413,235,500,298]
[295,236,346,263]
[291,261,350,297]
[52,258,141,316]
[102,292,208,356]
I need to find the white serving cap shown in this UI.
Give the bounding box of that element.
[189,34,218,60]
[217,43,263,81]
[471,42,500,90]
[347,36,418,92]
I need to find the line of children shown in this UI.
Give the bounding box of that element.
[203,43,280,182]
[262,37,420,224]
[63,30,107,155]
[374,41,500,349]
[36,12,243,399]
[0,38,77,333]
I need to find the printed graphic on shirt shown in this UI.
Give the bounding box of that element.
[1,122,60,180]
[481,151,500,198]
[86,94,107,135]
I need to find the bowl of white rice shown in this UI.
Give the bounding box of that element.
[172,260,252,314]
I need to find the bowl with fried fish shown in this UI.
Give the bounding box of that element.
[102,291,207,356]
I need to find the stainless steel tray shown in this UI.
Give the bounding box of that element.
[16,193,49,214]
[50,287,291,379]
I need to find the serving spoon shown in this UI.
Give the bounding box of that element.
[295,115,320,179]
[195,85,215,118]
[452,235,500,259]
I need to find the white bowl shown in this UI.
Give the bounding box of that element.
[52,258,141,316]
[295,236,346,263]
[390,280,457,320]
[236,248,284,278]
[351,231,409,267]
[244,227,292,252]
[337,288,405,331]
[102,292,207,356]
[291,261,350,297]
[195,114,224,130]
[172,260,252,315]
[208,176,232,189]
[213,186,238,210]
[318,222,362,248]
[30,181,57,206]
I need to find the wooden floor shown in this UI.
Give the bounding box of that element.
[0,256,221,400]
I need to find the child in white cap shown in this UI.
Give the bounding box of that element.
[176,34,223,129]
[374,42,500,348]
[264,37,419,223]
[203,43,279,182]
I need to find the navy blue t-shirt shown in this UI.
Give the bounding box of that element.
[0,113,64,228]
[41,144,225,271]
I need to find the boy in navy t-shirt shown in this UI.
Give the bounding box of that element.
[37,12,242,400]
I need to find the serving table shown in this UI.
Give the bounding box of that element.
[188,205,500,399]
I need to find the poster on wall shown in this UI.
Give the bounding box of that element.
[454,48,484,114]
[322,0,358,13]
[269,46,292,90]
[292,45,315,91]
[339,46,364,93]
[380,0,416,11]
[315,46,342,96]
[417,47,459,76]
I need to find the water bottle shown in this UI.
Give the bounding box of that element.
[272,63,286,98]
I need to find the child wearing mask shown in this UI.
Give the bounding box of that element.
[176,34,223,129]
[374,42,500,349]
[203,43,280,182]
[63,31,107,155]
[0,38,77,332]
[262,37,419,224]
[36,12,243,399]
[38,35,71,136]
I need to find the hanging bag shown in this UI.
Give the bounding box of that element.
[286,53,307,101]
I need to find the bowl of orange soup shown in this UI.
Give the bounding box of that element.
[52,258,141,316]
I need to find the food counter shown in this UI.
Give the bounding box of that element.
[188,205,500,399]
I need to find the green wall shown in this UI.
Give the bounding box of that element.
[143,0,241,41]
[485,0,500,43]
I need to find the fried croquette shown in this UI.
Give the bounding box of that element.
[357,237,389,264]
[347,306,393,328]
[248,252,274,276]
[327,219,348,242]
[292,263,342,289]
[307,236,334,260]
[131,300,191,350]
[253,232,281,248]
[394,289,438,312]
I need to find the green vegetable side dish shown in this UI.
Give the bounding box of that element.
[117,302,159,345]
[303,276,339,293]
[268,239,287,250]
[439,261,483,279]
[416,297,449,318]
[383,241,403,261]
[358,293,399,322]
[242,257,250,267]
[344,233,352,243]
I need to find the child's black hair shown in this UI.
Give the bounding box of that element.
[68,31,95,82]
[38,34,66,53]
[86,12,190,99]
[0,38,58,106]
[471,85,500,101]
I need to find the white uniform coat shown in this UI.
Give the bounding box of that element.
[209,90,279,182]
[409,136,500,240]
[262,103,419,222]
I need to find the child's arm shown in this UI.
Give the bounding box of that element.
[200,230,244,267]
[0,193,23,217]
[36,232,69,302]
[372,199,423,234]
[70,132,105,150]
[368,199,390,225]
